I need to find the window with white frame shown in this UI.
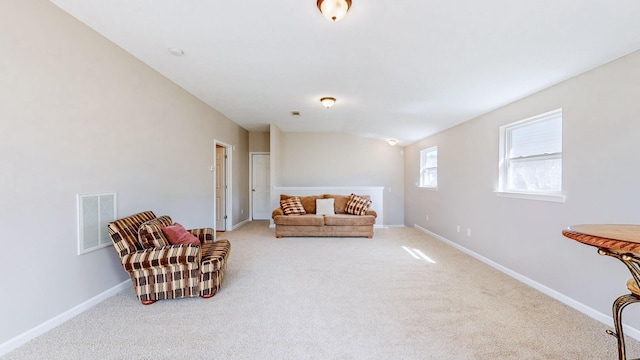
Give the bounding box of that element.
[419,146,438,188]
[498,109,563,199]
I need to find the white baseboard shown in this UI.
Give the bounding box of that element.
[232,218,251,231]
[414,224,640,341]
[0,280,131,357]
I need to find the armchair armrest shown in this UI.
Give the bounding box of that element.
[365,209,377,218]
[121,244,200,271]
[188,227,215,244]
[272,208,284,219]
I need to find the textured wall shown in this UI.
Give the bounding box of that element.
[249,131,270,153]
[404,50,640,329]
[0,0,248,346]
[279,132,405,225]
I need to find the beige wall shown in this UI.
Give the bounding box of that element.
[6,0,640,350]
[249,131,270,153]
[0,0,248,346]
[404,50,640,328]
[279,132,405,225]
[269,124,283,215]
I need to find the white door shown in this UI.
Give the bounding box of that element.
[252,153,270,220]
[216,146,226,231]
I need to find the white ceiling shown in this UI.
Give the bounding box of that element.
[49,0,640,146]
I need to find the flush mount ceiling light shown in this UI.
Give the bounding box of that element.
[317,0,352,22]
[320,97,336,108]
[388,139,398,146]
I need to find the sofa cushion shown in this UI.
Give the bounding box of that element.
[273,214,325,226]
[138,215,172,248]
[345,194,372,215]
[162,223,200,245]
[324,214,376,226]
[316,198,335,215]
[323,194,350,214]
[280,197,306,215]
[281,194,323,214]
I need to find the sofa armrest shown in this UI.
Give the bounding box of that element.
[272,208,284,219]
[188,227,215,244]
[365,209,377,218]
[121,244,200,271]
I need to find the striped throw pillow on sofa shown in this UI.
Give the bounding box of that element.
[345,194,371,216]
[280,197,306,215]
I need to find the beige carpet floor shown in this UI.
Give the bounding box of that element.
[4,221,640,359]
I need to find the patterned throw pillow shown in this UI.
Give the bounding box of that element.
[281,197,306,215]
[344,194,372,216]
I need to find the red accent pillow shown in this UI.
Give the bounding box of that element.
[161,223,200,245]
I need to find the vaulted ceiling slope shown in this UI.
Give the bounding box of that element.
[49,0,640,145]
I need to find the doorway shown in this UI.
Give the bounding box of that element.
[251,153,270,220]
[214,141,232,233]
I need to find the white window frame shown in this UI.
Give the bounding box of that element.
[496,109,565,203]
[419,146,438,189]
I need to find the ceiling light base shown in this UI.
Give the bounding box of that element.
[320,97,336,108]
[317,0,352,22]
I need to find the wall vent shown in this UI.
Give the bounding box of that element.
[77,193,117,255]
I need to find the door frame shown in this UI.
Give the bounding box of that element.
[249,152,270,220]
[214,140,233,236]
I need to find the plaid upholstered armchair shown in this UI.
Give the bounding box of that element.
[107,211,231,305]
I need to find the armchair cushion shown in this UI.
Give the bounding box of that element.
[162,223,200,245]
[138,215,172,248]
[121,244,200,271]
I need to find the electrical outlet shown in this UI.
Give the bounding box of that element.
[456,225,461,232]
[241,209,244,215]
[467,228,471,237]
[425,214,429,221]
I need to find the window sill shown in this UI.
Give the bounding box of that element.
[418,186,438,191]
[494,191,565,203]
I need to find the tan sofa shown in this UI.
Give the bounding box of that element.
[272,194,377,238]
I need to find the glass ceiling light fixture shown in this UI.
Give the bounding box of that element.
[320,97,336,108]
[388,139,398,146]
[317,0,352,22]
